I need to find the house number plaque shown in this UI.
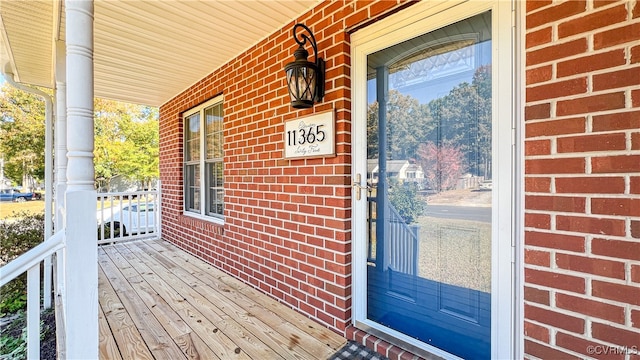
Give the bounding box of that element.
[284,111,334,159]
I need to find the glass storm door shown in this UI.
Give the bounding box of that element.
[352,2,514,359]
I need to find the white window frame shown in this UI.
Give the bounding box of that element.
[350,1,518,359]
[183,95,224,224]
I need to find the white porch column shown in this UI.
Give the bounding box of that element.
[54,39,68,309]
[55,39,67,232]
[64,1,98,359]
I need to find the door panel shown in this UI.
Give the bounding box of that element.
[364,10,493,359]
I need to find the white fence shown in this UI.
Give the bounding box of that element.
[97,187,161,245]
[0,186,160,358]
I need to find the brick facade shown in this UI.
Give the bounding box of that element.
[524,1,640,359]
[158,0,640,359]
[159,0,411,338]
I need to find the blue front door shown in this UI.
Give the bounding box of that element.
[365,11,494,359]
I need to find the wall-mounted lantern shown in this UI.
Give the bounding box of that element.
[284,23,325,109]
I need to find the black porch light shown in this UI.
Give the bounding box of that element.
[284,23,325,109]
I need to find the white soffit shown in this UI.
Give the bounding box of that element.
[0,0,54,88]
[1,0,320,107]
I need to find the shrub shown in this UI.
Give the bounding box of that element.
[388,179,425,224]
[0,211,45,315]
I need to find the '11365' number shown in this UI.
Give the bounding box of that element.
[287,124,326,146]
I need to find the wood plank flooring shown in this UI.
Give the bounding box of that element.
[98,239,347,360]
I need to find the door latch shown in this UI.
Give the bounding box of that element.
[352,173,370,201]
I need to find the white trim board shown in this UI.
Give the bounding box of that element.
[350,1,518,358]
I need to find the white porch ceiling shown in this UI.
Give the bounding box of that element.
[0,0,320,107]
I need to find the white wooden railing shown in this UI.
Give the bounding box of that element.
[367,196,419,275]
[387,204,419,275]
[96,185,161,245]
[0,186,160,359]
[0,231,64,360]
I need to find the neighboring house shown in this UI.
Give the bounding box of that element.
[1,1,638,359]
[0,175,11,191]
[0,159,40,191]
[0,158,8,190]
[1,159,13,190]
[367,159,425,186]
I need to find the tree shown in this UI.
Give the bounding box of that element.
[94,99,124,190]
[114,108,159,189]
[0,85,158,191]
[366,65,491,190]
[428,65,492,178]
[416,141,466,192]
[0,84,46,188]
[94,99,159,191]
[367,89,434,160]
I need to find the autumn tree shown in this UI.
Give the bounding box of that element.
[367,66,490,164]
[416,141,466,192]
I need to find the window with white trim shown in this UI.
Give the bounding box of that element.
[184,96,224,221]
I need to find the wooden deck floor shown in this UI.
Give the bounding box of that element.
[98,239,347,359]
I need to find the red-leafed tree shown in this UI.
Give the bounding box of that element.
[416,141,466,192]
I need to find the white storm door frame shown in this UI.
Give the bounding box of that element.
[350,1,517,359]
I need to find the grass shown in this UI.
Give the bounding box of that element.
[0,201,45,220]
[369,205,492,293]
[416,216,491,292]
[0,198,143,220]
[367,188,492,292]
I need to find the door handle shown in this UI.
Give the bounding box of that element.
[352,173,370,201]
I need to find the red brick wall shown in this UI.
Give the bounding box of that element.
[524,1,640,359]
[159,1,411,335]
[160,0,640,357]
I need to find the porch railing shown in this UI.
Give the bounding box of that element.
[0,185,161,358]
[387,203,419,275]
[96,186,161,245]
[0,231,64,360]
[367,195,420,275]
